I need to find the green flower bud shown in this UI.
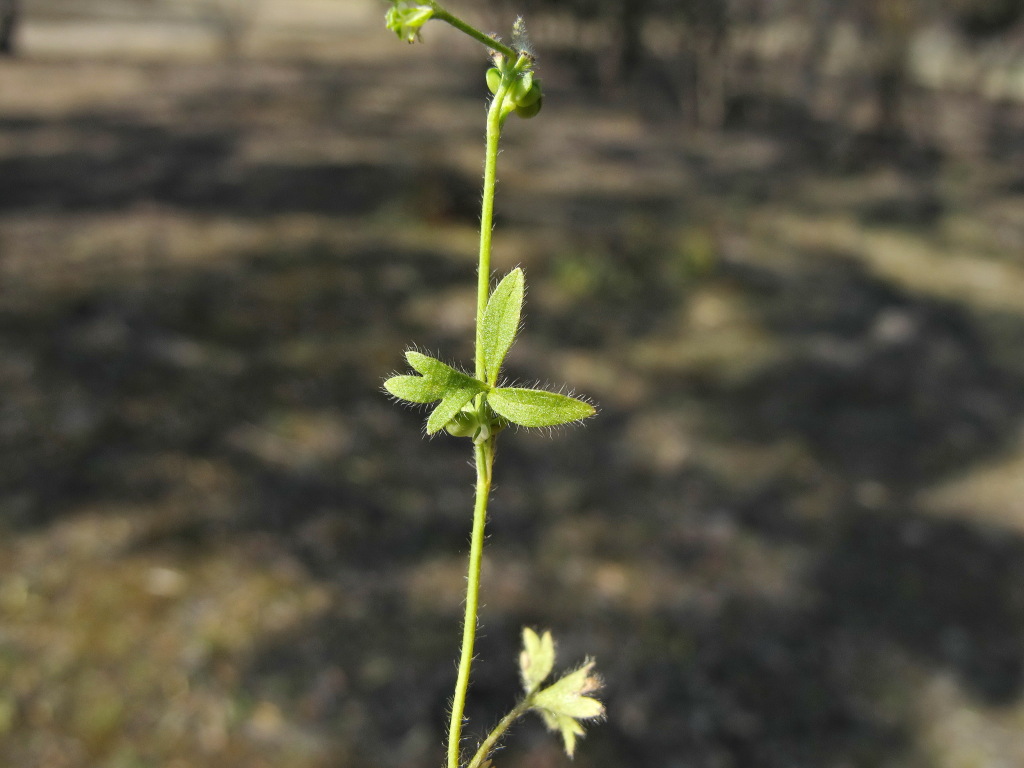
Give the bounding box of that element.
[515,94,542,119]
[486,67,502,95]
[516,79,542,108]
[445,409,480,438]
[509,71,534,104]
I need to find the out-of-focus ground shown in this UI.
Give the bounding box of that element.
[2,1,1024,767]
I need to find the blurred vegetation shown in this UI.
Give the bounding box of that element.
[0,1,1023,767]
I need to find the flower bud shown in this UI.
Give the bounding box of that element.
[515,94,542,119]
[486,67,502,95]
[509,71,534,105]
[445,409,480,438]
[516,79,542,107]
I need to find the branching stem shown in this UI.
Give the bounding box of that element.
[428,1,518,60]
[467,693,534,768]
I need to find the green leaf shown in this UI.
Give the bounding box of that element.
[540,711,585,758]
[533,661,604,721]
[405,351,457,379]
[520,628,556,693]
[480,268,525,385]
[404,352,486,393]
[384,374,447,404]
[488,388,595,428]
[426,387,482,435]
[531,659,604,758]
[386,352,487,434]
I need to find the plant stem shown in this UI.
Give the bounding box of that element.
[466,693,534,768]
[474,81,507,381]
[474,53,528,380]
[428,2,518,60]
[448,39,532,768]
[447,440,495,768]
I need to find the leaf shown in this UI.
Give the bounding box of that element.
[403,352,486,399]
[384,374,448,404]
[540,711,585,758]
[386,351,487,433]
[520,628,555,693]
[488,388,595,428]
[426,387,483,435]
[480,268,525,385]
[532,661,604,722]
[405,351,461,380]
[531,659,604,758]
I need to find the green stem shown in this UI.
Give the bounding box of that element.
[428,2,518,60]
[444,24,532,767]
[447,440,495,768]
[474,82,507,380]
[466,694,534,768]
[475,53,529,380]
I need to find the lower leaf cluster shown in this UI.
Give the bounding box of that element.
[384,351,593,437]
[384,269,595,438]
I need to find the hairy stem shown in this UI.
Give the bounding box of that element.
[475,53,529,380]
[466,694,534,768]
[447,440,495,768]
[428,2,518,60]
[474,82,507,380]
[447,32,532,768]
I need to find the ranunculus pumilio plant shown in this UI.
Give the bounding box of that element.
[381,3,605,768]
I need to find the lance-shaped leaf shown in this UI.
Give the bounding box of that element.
[480,268,525,385]
[520,628,556,693]
[383,374,449,404]
[385,352,484,404]
[488,387,595,428]
[405,351,463,380]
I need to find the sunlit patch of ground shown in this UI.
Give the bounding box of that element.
[0,506,334,767]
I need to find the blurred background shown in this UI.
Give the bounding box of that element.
[2,1,1024,766]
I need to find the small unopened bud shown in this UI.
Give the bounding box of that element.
[509,71,534,104]
[445,409,479,438]
[515,79,542,107]
[485,67,502,95]
[515,94,542,119]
